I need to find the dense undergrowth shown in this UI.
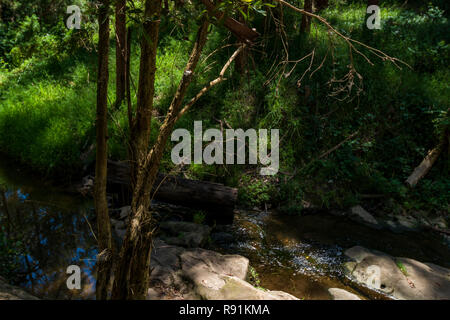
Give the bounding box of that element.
[0,0,448,215]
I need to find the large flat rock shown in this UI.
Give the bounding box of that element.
[344,246,450,300]
[148,240,298,300]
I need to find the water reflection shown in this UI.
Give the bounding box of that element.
[0,157,97,299]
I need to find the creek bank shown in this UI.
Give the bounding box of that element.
[344,246,450,300]
[111,204,450,300]
[0,277,39,300]
[2,155,449,300]
[330,205,450,238]
[111,212,298,300]
[218,207,450,299]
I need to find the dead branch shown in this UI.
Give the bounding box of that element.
[175,44,246,121]
[318,131,359,159]
[265,0,411,100]
[405,142,446,188]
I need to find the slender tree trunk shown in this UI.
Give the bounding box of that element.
[300,0,313,34]
[111,0,163,300]
[163,0,169,14]
[126,27,133,129]
[235,12,249,75]
[112,16,210,300]
[128,0,163,187]
[115,0,127,108]
[94,0,113,301]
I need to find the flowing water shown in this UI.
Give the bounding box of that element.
[0,156,449,300]
[215,209,450,300]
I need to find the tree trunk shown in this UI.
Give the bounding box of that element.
[163,0,169,14]
[235,12,249,75]
[129,0,162,187]
[112,16,210,300]
[300,0,313,34]
[111,0,163,300]
[94,0,113,301]
[115,0,127,108]
[126,27,132,128]
[315,0,328,11]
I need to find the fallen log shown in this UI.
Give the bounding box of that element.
[107,161,238,224]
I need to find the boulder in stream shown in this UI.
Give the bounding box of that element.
[344,246,450,300]
[159,221,211,248]
[350,205,381,229]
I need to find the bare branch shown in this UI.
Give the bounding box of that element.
[176,44,246,121]
[265,0,411,100]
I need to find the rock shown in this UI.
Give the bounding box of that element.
[384,215,421,233]
[159,221,211,248]
[181,249,249,285]
[345,246,374,263]
[111,218,125,230]
[267,290,299,300]
[147,288,162,300]
[151,239,186,288]
[76,175,94,195]
[0,277,39,300]
[193,275,299,300]
[119,206,131,220]
[82,175,94,188]
[111,218,127,241]
[429,216,447,229]
[395,215,419,230]
[148,240,299,300]
[350,205,381,229]
[344,246,450,300]
[385,220,400,232]
[328,288,361,300]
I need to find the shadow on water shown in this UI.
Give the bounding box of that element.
[219,209,450,300]
[1,156,449,300]
[0,156,97,299]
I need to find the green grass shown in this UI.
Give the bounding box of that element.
[0,60,97,175]
[396,260,408,276]
[0,2,448,215]
[0,34,195,177]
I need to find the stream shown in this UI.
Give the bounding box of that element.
[0,156,449,300]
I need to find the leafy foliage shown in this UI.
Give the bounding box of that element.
[0,0,448,214]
